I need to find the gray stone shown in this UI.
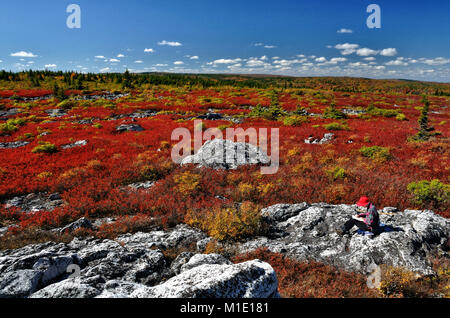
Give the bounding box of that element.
[304,133,334,145]
[58,218,93,234]
[0,270,42,298]
[144,260,279,298]
[261,203,310,223]
[181,139,270,170]
[61,140,88,150]
[180,254,232,273]
[3,192,63,212]
[116,124,144,133]
[127,181,155,190]
[196,237,213,252]
[170,252,195,275]
[0,141,30,149]
[238,203,450,276]
[45,109,67,118]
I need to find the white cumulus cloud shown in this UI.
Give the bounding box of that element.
[158,40,182,47]
[335,43,360,55]
[337,28,353,34]
[11,51,37,58]
[356,48,379,56]
[144,48,155,53]
[380,48,398,57]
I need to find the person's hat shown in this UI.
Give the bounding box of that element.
[356,196,370,207]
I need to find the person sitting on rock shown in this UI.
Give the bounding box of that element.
[337,196,380,237]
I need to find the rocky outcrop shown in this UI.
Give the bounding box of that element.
[2,192,63,212]
[238,203,449,276]
[0,141,30,149]
[1,200,448,298]
[197,113,223,120]
[139,260,278,298]
[181,139,270,170]
[45,109,67,118]
[304,133,334,144]
[0,223,278,298]
[57,218,93,234]
[116,124,144,133]
[61,140,88,150]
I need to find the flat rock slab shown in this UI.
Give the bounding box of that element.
[61,140,88,150]
[0,141,30,149]
[3,192,63,212]
[238,203,449,276]
[116,124,144,133]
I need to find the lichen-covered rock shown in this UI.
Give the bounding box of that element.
[0,141,30,149]
[61,140,88,150]
[261,203,310,223]
[180,254,232,273]
[58,217,93,234]
[0,270,42,298]
[116,124,144,133]
[239,203,449,275]
[143,260,279,298]
[0,225,208,298]
[181,139,270,170]
[2,192,63,212]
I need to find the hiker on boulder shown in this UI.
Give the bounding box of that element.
[337,196,380,236]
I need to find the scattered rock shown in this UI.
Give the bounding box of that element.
[57,218,93,234]
[0,108,20,118]
[127,181,155,190]
[61,140,88,150]
[3,192,63,212]
[129,110,157,119]
[180,254,232,273]
[342,108,366,116]
[181,139,270,170]
[382,207,399,214]
[45,109,67,118]
[116,124,144,133]
[0,141,30,149]
[197,113,223,120]
[304,133,334,145]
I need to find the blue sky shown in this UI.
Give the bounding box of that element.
[1,0,449,82]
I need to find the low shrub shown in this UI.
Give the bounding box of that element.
[282,115,308,126]
[367,105,400,118]
[324,122,349,131]
[233,249,379,298]
[57,99,76,110]
[326,166,347,181]
[359,146,391,162]
[174,171,201,195]
[0,118,26,135]
[407,179,449,208]
[31,142,57,154]
[185,201,265,241]
[323,104,347,119]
